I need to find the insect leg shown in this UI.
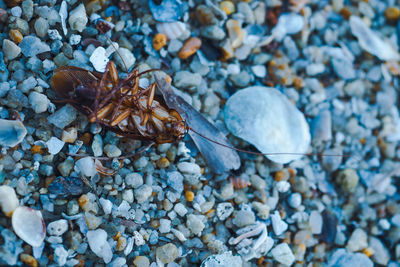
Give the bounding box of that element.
[146,83,156,108]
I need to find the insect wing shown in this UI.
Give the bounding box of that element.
[155,74,241,174]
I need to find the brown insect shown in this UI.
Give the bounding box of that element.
[51,61,187,144]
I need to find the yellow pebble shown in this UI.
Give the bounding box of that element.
[9,29,23,43]
[185,190,194,202]
[31,145,43,154]
[362,247,375,257]
[220,1,235,15]
[20,254,38,267]
[156,157,170,168]
[385,7,400,21]
[153,33,167,51]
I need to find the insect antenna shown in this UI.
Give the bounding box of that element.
[187,125,347,158]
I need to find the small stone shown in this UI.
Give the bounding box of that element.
[46,137,65,155]
[85,212,102,229]
[178,37,202,60]
[114,48,136,71]
[385,7,400,21]
[134,184,152,203]
[47,219,68,236]
[159,219,171,233]
[125,173,143,188]
[229,70,251,88]
[336,169,359,193]
[104,144,121,157]
[187,214,205,236]
[309,211,323,234]
[90,47,109,72]
[326,249,373,267]
[61,127,77,143]
[271,211,288,235]
[99,198,112,215]
[19,36,50,57]
[369,237,390,265]
[0,119,27,147]
[220,182,234,200]
[2,39,21,60]
[201,251,242,267]
[20,76,37,93]
[166,171,184,193]
[251,65,267,78]
[271,243,295,266]
[216,202,234,221]
[75,157,97,178]
[34,17,49,38]
[48,104,77,129]
[20,254,37,267]
[69,34,81,46]
[0,185,19,217]
[287,193,302,208]
[346,228,368,252]
[220,1,235,15]
[252,202,270,219]
[272,13,304,41]
[232,210,255,227]
[156,243,179,264]
[29,92,49,113]
[174,71,202,90]
[54,246,68,266]
[68,4,88,32]
[201,25,226,40]
[174,203,187,217]
[226,19,244,49]
[177,161,201,185]
[153,33,167,51]
[185,191,195,202]
[87,229,112,263]
[12,206,46,247]
[133,256,150,267]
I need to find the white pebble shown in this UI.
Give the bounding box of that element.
[287,193,302,208]
[90,47,109,72]
[251,65,267,78]
[99,198,113,215]
[47,219,68,236]
[75,157,97,178]
[309,211,323,234]
[12,206,46,247]
[68,4,88,32]
[271,243,295,266]
[276,181,290,193]
[0,185,19,217]
[159,219,171,233]
[174,203,188,217]
[69,34,81,46]
[270,211,288,236]
[216,202,234,221]
[87,229,113,263]
[46,137,65,155]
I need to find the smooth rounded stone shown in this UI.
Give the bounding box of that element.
[159,219,171,233]
[224,86,310,164]
[87,229,112,264]
[200,251,243,267]
[2,39,21,60]
[133,256,150,267]
[46,137,65,155]
[251,65,267,78]
[336,169,359,193]
[47,104,77,129]
[229,71,251,88]
[18,36,50,57]
[104,144,121,157]
[250,174,266,190]
[270,211,288,236]
[344,80,365,98]
[272,13,304,41]
[287,193,302,208]
[156,243,179,264]
[369,237,390,265]
[346,228,368,252]
[114,48,136,71]
[125,173,143,188]
[174,71,202,90]
[166,171,184,193]
[201,25,226,40]
[349,16,400,61]
[28,92,49,113]
[271,243,295,266]
[0,185,19,217]
[68,4,87,32]
[321,148,342,172]
[326,249,373,267]
[0,119,27,147]
[47,219,68,236]
[134,184,152,203]
[177,162,201,185]
[187,214,205,235]
[12,206,45,247]
[75,157,97,178]
[216,202,234,220]
[232,210,255,228]
[34,17,49,38]
[309,211,323,234]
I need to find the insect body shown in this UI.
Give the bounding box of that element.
[51,61,187,144]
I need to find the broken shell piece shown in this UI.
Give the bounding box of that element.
[0,119,27,147]
[156,21,186,40]
[0,185,19,217]
[12,206,46,247]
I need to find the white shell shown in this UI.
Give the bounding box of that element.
[0,185,19,217]
[12,206,46,247]
[156,21,186,40]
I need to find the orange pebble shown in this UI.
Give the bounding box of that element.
[385,7,400,21]
[275,169,289,181]
[362,247,375,257]
[10,29,23,43]
[178,37,202,59]
[78,194,88,209]
[185,190,194,201]
[153,33,167,51]
[31,145,43,154]
[20,254,37,267]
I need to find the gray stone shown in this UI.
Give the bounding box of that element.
[2,39,21,60]
[187,214,205,235]
[156,243,179,264]
[34,17,49,38]
[114,48,136,71]
[369,237,390,266]
[166,171,184,193]
[19,36,50,57]
[29,91,49,113]
[326,249,373,267]
[104,144,121,157]
[201,25,226,40]
[134,184,152,203]
[47,104,77,129]
[125,173,143,188]
[232,210,255,227]
[68,4,88,32]
[224,86,310,164]
[271,243,295,266]
[201,251,243,267]
[0,119,27,147]
[174,71,202,90]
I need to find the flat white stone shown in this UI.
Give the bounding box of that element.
[224,86,310,163]
[90,47,109,72]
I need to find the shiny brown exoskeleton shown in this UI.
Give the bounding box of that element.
[51,61,187,144]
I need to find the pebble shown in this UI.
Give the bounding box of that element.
[61,127,77,143]
[187,214,205,235]
[0,119,27,147]
[47,219,68,236]
[174,71,202,90]
[28,91,49,113]
[75,157,97,178]
[287,193,302,208]
[148,0,183,22]
[385,7,400,21]
[114,47,136,71]
[134,184,152,203]
[309,211,323,234]
[2,39,21,60]
[346,228,368,252]
[46,137,65,155]
[226,19,245,49]
[271,243,295,266]
[201,25,226,40]
[270,211,288,236]
[216,202,234,221]
[178,37,202,60]
[85,212,102,229]
[336,169,359,193]
[369,237,390,265]
[90,47,109,72]
[68,4,88,32]
[34,17,49,38]
[125,173,143,188]
[272,13,305,41]
[224,86,310,163]
[156,243,179,264]
[232,210,255,227]
[133,256,150,267]
[47,104,77,129]
[174,203,188,217]
[18,36,50,57]
[159,219,171,233]
[99,198,112,215]
[12,206,46,247]
[152,33,167,51]
[326,249,373,267]
[87,229,113,263]
[104,144,121,157]
[157,21,186,40]
[201,251,243,267]
[166,171,184,193]
[0,185,19,217]
[177,161,201,185]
